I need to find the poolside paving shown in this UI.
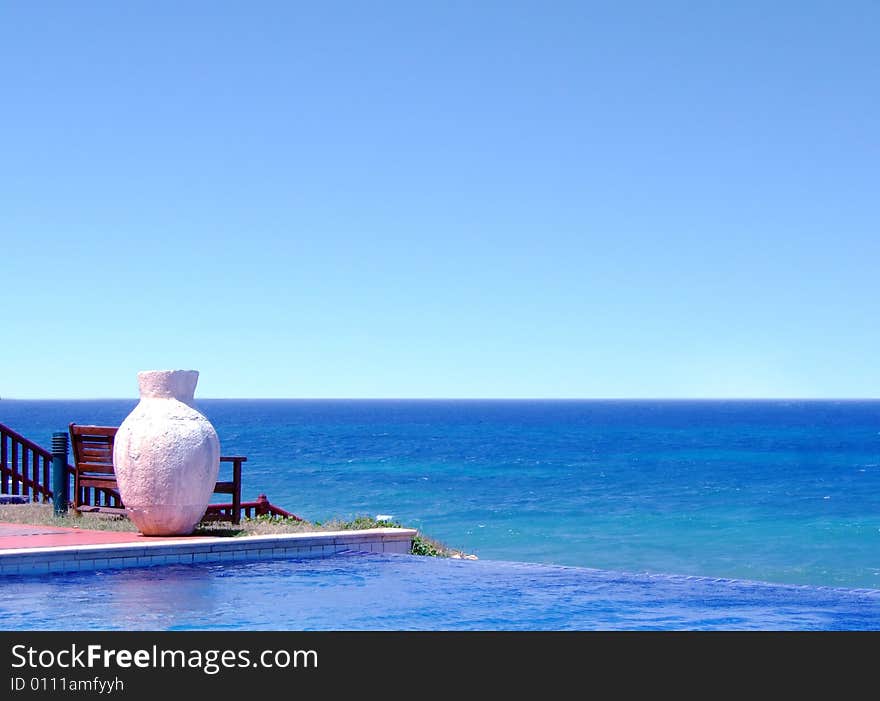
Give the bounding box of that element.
[0,522,194,550]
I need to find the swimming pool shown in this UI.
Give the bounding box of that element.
[3,553,879,630]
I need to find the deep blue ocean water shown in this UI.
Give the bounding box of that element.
[3,400,880,589]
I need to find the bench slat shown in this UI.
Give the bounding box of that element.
[77,462,115,474]
[77,476,119,488]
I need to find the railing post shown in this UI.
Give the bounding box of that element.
[1,429,8,494]
[51,432,69,516]
[231,459,242,525]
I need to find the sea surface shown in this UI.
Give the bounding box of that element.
[3,399,880,589]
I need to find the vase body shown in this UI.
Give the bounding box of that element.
[113,370,220,536]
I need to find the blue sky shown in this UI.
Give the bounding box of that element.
[2,1,878,399]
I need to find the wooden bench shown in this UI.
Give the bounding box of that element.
[68,423,245,525]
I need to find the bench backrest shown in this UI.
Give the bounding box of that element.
[68,423,123,511]
[69,424,116,475]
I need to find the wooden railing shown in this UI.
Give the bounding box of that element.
[241,494,302,521]
[0,422,73,503]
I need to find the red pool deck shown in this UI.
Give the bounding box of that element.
[0,522,197,550]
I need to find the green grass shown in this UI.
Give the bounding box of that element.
[0,503,476,559]
[0,503,137,532]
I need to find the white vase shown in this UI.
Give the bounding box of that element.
[113,370,220,536]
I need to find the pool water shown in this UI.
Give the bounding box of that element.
[3,553,879,630]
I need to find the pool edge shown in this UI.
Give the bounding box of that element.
[0,528,417,576]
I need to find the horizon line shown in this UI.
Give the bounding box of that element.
[3,397,880,402]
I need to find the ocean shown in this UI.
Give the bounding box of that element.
[3,399,879,589]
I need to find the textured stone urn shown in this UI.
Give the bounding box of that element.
[114,370,220,536]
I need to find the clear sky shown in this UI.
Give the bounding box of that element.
[1,1,877,399]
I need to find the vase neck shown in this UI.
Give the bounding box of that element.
[137,370,199,404]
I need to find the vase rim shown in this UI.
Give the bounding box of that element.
[137,370,199,402]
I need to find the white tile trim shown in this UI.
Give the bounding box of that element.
[0,528,416,576]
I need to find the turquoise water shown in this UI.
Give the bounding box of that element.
[3,554,879,630]
[3,399,880,588]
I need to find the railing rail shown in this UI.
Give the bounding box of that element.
[0,422,73,503]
